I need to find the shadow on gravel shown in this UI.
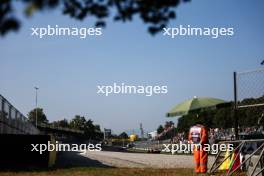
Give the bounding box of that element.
[102,146,127,152]
[55,151,114,169]
[0,151,113,173]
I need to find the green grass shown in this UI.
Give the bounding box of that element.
[0,168,246,176]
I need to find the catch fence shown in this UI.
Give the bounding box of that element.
[0,94,38,134]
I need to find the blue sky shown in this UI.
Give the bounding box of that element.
[1,0,264,134]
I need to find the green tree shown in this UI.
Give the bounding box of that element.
[0,0,190,36]
[70,115,103,140]
[28,108,48,124]
[119,132,128,139]
[165,121,174,129]
[94,124,101,132]
[70,115,86,129]
[177,114,195,133]
[51,118,70,128]
[213,108,233,128]
[176,96,264,133]
[157,125,164,134]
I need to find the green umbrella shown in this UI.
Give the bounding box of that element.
[166,96,225,117]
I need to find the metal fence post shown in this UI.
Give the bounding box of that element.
[233,72,238,140]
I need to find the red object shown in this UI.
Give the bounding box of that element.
[230,150,240,172]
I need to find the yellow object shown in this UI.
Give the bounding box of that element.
[129,134,138,142]
[229,152,236,169]
[219,150,231,170]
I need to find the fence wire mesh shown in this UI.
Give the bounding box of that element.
[236,68,264,107]
[235,68,264,128]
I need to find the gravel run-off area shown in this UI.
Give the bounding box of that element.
[80,151,215,168]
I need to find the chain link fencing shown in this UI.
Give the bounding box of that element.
[234,68,264,132]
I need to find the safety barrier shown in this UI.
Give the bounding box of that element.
[132,140,176,152]
[37,123,84,134]
[0,134,56,169]
[0,94,39,134]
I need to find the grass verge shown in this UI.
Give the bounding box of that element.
[0,167,246,176]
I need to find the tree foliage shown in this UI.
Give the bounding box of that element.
[165,121,174,129]
[156,121,176,140]
[119,132,128,139]
[69,115,103,139]
[176,96,264,133]
[51,118,70,128]
[28,108,48,124]
[157,125,164,134]
[0,0,190,36]
[38,112,103,139]
[69,115,87,129]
